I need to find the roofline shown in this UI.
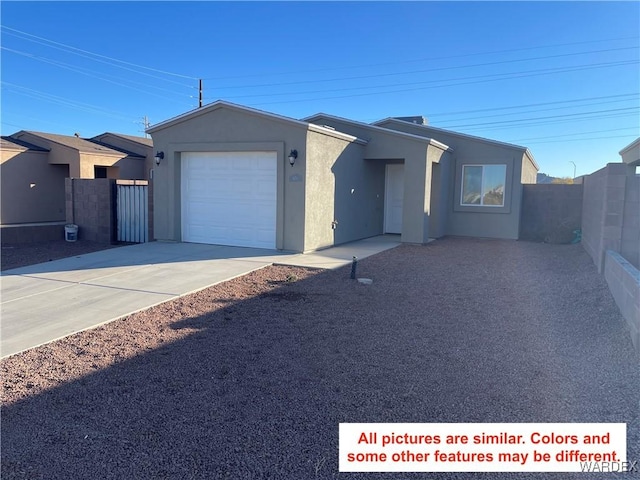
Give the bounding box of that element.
[12,130,126,157]
[303,113,453,152]
[619,137,640,155]
[87,139,145,158]
[1,136,50,152]
[377,117,538,170]
[147,100,368,145]
[93,132,153,148]
[303,113,452,151]
[379,117,539,169]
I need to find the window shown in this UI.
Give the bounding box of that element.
[461,164,506,206]
[94,166,107,178]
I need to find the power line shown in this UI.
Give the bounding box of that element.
[506,127,639,143]
[202,35,639,81]
[425,93,640,118]
[433,98,639,126]
[513,134,638,145]
[454,111,639,133]
[357,93,640,123]
[211,60,638,102]
[1,82,138,122]
[440,106,639,129]
[2,47,194,105]
[1,25,197,80]
[208,46,638,91]
[243,59,637,107]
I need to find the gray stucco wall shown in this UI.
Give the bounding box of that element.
[428,150,453,239]
[1,149,68,224]
[149,107,309,251]
[305,115,448,244]
[378,120,531,240]
[148,106,374,252]
[304,130,379,251]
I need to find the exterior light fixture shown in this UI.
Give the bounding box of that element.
[154,151,164,166]
[288,149,298,166]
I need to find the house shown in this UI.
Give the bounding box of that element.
[90,132,155,178]
[7,131,149,180]
[1,136,62,225]
[1,131,153,242]
[147,101,538,252]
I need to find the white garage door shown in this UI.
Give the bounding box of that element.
[181,151,277,248]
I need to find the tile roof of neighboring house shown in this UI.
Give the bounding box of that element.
[1,136,50,152]
[11,131,127,156]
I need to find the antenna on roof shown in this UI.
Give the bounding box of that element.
[74,132,80,138]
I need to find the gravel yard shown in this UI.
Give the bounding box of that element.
[2,237,638,479]
[1,240,119,271]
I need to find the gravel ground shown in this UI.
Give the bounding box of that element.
[1,240,119,271]
[1,237,638,480]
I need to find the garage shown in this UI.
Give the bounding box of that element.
[181,151,277,248]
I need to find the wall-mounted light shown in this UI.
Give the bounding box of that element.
[154,151,164,166]
[288,149,298,166]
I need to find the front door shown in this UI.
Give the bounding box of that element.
[384,164,404,234]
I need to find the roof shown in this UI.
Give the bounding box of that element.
[303,113,452,151]
[11,131,127,156]
[618,137,640,166]
[87,140,146,158]
[147,100,368,145]
[95,132,154,148]
[373,117,537,169]
[1,136,49,152]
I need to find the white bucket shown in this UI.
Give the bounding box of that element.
[65,224,78,242]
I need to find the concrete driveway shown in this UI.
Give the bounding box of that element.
[0,236,399,358]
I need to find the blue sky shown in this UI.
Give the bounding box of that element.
[1,1,638,178]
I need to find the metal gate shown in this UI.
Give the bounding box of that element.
[116,180,148,243]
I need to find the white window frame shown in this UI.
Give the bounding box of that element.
[460,164,507,207]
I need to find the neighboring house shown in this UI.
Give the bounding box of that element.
[1,131,152,227]
[90,132,155,178]
[147,101,538,252]
[8,131,148,180]
[1,136,64,224]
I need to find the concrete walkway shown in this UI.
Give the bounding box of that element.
[0,235,400,358]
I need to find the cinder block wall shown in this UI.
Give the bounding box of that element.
[620,175,640,268]
[520,184,583,243]
[581,163,630,272]
[65,178,115,244]
[604,251,640,352]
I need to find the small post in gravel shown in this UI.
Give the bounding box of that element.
[350,256,358,279]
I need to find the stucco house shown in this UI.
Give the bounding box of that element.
[1,131,153,227]
[147,101,538,252]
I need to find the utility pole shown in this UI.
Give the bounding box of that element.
[569,161,576,179]
[138,115,151,138]
[199,79,203,108]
